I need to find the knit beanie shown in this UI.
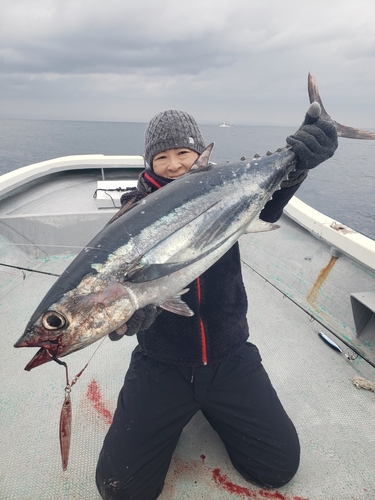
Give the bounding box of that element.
[144,110,206,169]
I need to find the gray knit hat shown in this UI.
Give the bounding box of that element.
[144,109,206,169]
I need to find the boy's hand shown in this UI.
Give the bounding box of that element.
[108,305,161,341]
[286,108,338,170]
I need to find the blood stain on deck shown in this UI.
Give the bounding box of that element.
[165,455,308,499]
[86,379,113,425]
[212,468,308,499]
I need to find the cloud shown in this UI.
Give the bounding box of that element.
[1,0,375,126]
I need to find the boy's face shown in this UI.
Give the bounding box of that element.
[152,148,199,179]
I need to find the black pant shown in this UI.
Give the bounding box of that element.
[96,343,300,500]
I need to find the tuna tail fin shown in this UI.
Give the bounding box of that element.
[308,73,375,140]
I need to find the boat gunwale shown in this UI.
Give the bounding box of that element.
[285,197,375,272]
[0,154,144,201]
[1,154,374,273]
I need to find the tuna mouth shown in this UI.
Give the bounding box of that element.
[23,346,60,371]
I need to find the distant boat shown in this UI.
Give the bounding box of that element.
[219,122,230,127]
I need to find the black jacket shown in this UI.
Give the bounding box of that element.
[120,168,306,366]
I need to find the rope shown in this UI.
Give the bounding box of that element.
[352,376,375,393]
[0,262,60,277]
[241,259,375,370]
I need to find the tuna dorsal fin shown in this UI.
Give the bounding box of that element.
[244,219,280,233]
[160,289,194,317]
[190,143,215,171]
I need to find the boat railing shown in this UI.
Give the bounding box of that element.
[285,196,375,272]
[0,154,144,200]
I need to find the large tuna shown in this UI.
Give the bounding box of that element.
[14,103,321,371]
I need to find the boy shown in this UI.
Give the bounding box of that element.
[96,109,338,499]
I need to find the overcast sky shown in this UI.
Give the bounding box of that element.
[1,0,375,126]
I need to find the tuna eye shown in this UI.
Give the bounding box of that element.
[42,311,66,330]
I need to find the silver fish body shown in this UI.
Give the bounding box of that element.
[14,108,311,370]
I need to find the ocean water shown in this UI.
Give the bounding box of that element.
[0,118,374,240]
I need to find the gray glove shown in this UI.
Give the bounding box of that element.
[286,109,338,170]
[108,305,161,341]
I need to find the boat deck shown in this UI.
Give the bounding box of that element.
[1,160,374,499]
[1,236,375,500]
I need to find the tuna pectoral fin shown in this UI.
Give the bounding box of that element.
[160,289,194,317]
[127,236,226,284]
[244,219,280,233]
[127,261,194,283]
